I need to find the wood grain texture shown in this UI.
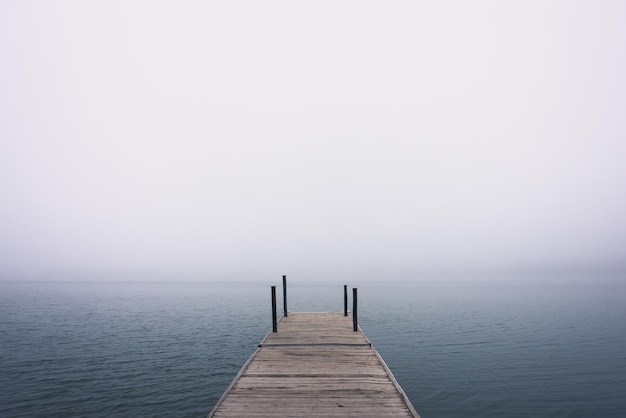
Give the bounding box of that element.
[208,312,420,417]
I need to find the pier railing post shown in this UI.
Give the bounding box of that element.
[344,285,348,316]
[283,275,288,317]
[271,286,277,332]
[352,288,358,331]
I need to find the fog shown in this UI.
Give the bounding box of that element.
[1,1,625,281]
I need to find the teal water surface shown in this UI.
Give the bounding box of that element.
[1,280,625,417]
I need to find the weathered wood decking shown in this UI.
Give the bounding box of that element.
[208,312,419,417]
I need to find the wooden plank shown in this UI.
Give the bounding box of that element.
[208,312,419,417]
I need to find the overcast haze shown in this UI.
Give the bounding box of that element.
[1,1,625,282]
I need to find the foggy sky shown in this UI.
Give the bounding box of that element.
[1,1,625,281]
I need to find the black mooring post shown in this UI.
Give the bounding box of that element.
[282,275,288,317]
[344,285,348,316]
[352,287,358,331]
[271,286,277,332]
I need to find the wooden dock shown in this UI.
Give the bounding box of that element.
[208,312,419,417]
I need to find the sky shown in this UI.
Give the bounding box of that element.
[1,1,625,282]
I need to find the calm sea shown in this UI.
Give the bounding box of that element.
[1,279,625,417]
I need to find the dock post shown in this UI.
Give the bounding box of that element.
[344,285,348,316]
[352,287,358,331]
[282,275,287,317]
[271,286,277,332]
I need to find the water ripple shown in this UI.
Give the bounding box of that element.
[1,280,625,417]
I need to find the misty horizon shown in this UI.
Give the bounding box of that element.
[2,1,625,283]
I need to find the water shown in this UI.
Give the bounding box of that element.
[1,280,625,417]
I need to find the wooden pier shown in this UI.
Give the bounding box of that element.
[208,311,420,417]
